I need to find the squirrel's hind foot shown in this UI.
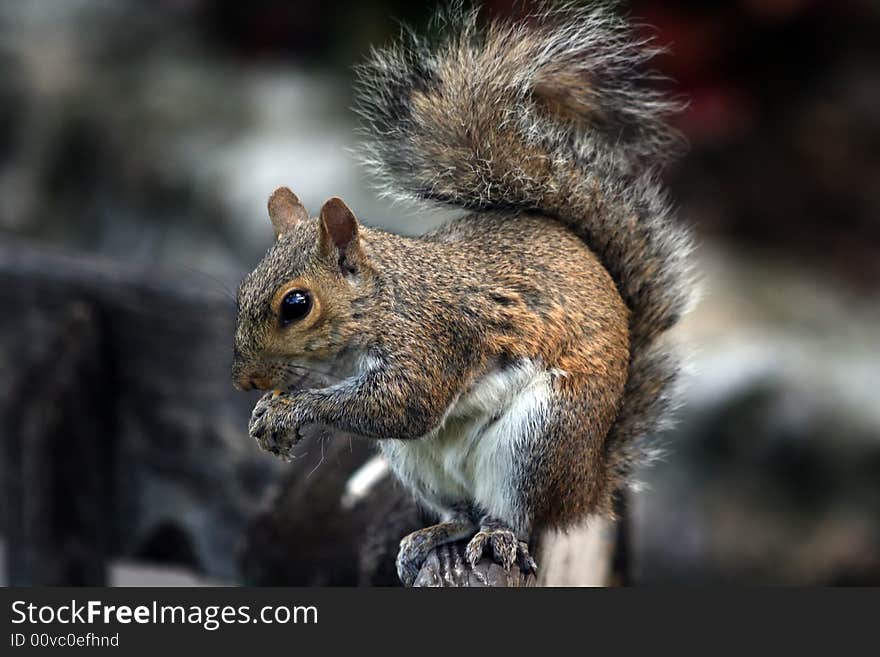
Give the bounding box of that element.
[465,520,538,576]
[396,519,475,587]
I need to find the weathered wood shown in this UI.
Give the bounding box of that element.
[413,516,621,587]
[538,518,617,586]
[414,542,537,587]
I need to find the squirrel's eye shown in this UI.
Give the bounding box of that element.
[279,290,312,325]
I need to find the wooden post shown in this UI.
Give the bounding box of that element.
[414,542,537,587]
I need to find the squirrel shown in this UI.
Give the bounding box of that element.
[232,3,695,586]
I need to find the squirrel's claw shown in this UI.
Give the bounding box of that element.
[395,547,422,588]
[396,519,477,587]
[248,392,306,458]
[517,540,538,575]
[465,528,516,570]
[465,525,537,576]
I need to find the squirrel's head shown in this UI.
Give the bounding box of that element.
[232,187,372,391]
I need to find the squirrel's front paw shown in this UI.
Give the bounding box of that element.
[248,392,309,459]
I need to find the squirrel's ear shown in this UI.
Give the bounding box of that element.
[319,197,362,274]
[268,186,308,238]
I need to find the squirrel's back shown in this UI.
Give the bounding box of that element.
[355,3,696,488]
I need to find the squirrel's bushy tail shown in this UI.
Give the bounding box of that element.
[354,3,696,482]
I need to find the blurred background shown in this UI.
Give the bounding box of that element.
[1,0,878,586]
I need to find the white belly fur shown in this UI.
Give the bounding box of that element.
[379,359,558,533]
